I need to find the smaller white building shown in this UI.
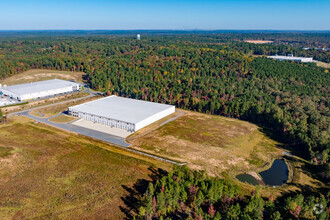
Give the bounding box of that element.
[0,79,81,101]
[268,55,313,63]
[68,95,175,132]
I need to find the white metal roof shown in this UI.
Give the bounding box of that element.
[0,79,80,96]
[267,55,313,60]
[69,95,175,124]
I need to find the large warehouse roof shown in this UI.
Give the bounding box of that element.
[69,95,174,124]
[267,55,313,62]
[0,79,80,96]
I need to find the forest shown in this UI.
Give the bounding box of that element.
[0,33,329,176]
[134,165,329,220]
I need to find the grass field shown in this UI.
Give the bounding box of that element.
[130,110,282,176]
[0,69,85,86]
[49,114,76,123]
[129,110,324,197]
[0,116,170,219]
[30,95,99,118]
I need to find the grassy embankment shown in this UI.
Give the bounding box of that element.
[129,110,325,197]
[48,114,77,123]
[0,116,170,219]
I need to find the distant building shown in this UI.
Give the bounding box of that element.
[267,54,313,63]
[0,79,81,101]
[137,34,141,40]
[68,95,175,132]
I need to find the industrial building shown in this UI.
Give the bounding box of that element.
[267,54,313,62]
[68,95,175,132]
[0,79,81,101]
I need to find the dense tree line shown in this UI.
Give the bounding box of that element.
[0,35,329,170]
[136,165,329,219]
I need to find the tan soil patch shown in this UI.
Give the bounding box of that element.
[0,69,85,86]
[244,40,273,44]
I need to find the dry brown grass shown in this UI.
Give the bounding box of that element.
[29,95,99,118]
[0,69,85,86]
[48,114,76,123]
[0,116,170,219]
[129,110,325,198]
[129,110,282,177]
[317,61,330,69]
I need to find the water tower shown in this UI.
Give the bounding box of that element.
[137,34,141,40]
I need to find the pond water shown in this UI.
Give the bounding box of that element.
[236,174,259,185]
[236,159,289,186]
[259,159,289,186]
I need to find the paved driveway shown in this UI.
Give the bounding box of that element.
[18,111,130,147]
[72,119,133,138]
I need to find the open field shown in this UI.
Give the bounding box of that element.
[0,116,170,219]
[129,110,325,197]
[1,92,90,115]
[29,95,98,118]
[130,111,282,176]
[317,61,330,68]
[0,69,85,86]
[49,114,76,123]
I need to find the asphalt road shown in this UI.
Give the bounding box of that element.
[17,111,131,147]
[8,89,96,116]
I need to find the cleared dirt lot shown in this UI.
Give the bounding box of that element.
[317,61,330,68]
[0,69,85,85]
[244,40,273,44]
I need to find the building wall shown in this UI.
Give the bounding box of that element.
[135,106,175,131]
[68,108,135,132]
[268,56,313,63]
[1,85,79,101]
[0,89,20,100]
[68,105,175,132]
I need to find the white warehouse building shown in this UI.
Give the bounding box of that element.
[0,79,81,101]
[268,55,313,62]
[68,95,175,132]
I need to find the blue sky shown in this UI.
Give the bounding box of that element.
[0,0,329,30]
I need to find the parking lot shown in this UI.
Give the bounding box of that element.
[72,118,133,138]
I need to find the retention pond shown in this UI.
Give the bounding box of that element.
[236,159,289,186]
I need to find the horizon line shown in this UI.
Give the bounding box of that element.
[0,29,329,32]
